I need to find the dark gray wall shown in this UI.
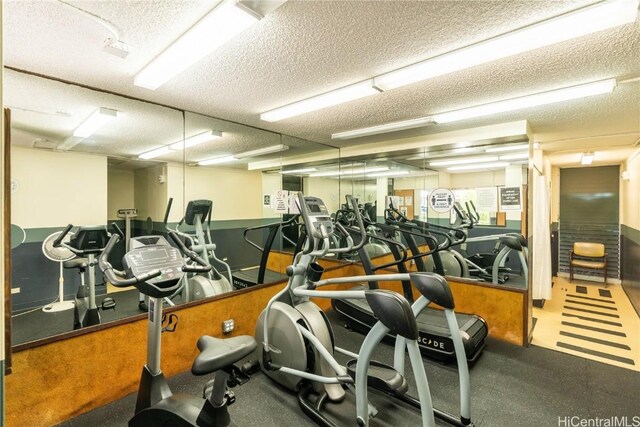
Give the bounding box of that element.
[559,166,620,280]
[621,224,640,316]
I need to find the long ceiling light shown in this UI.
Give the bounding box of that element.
[309,166,389,177]
[581,152,595,165]
[332,117,435,140]
[485,144,529,153]
[367,170,410,178]
[429,156,499,167]
[138,129,222,160]
[139,146,173,160]
[373,0,638,91]
[169,130,222,150]
[235,144,289,158]
[260,81,380,122]
[432,79,617,123]
[499,152,529,161]
[198,155,237,166]
[73,107,118,138]
[448,162,509,171]
[280,168,317,174]
[134,0,260,90]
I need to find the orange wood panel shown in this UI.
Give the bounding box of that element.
[5,258,525,426]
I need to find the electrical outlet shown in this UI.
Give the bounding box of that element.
[11,287,20,294]
[222,319,235,334]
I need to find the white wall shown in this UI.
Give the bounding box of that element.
[184,165,264,221]
[11,147,107,228]
[166,163,185,223]
[450,170,505,188]
[304,176,340,214]
[262,173,282,218]
[133,163,167,222]
[107,169,134,219]
[621,149,640,230]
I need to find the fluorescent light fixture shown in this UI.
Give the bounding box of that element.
[169,130,222,150]
[260,81,380,122]
[373,0,638,90]
[280,168,317,174]
[134,0,260,90]
[73,107,117,138]
[138,146,173,160]
[235,144,289,159]
[429,156,499,167]
[581,152,595,165]
[309,166,389,177]
[448,162,509,171]
[485,144,529,153]
[332,117,434,140]
[432,79,617,124]
[367,170,410,178]
[198,155,237,166]
[499,152,529,161]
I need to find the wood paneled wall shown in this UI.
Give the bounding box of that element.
[6,254,525,426]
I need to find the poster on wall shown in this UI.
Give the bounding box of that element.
[500,186,522,211]
[476,187,498,212]
[428,188,455,213]
[272,189,289,213]
[263,194,271,207]
[288,191,300,214]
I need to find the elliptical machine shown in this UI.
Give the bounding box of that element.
[164,198,234,302]
[98,225,256,426]
[257,193,472,427]
[53,224,116,329]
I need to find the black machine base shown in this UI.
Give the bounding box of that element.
[345,359,408,395]
[332,297,487,363]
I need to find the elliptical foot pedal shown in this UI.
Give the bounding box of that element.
[346,359,408,396]
[101,297,116,310]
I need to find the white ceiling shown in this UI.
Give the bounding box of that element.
[3,0,640,167]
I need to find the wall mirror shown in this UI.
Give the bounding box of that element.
[6,69,186,346]
[5,70,339,349]
[335,127,530,289]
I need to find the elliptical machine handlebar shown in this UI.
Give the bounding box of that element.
[166,231,212,274]
[98,232,162,288]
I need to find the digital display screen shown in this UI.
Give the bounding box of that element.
[141,249,167,261]
[308,204,321,213]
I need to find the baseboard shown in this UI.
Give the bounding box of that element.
[557,272,621,285]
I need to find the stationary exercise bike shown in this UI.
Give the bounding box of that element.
[98,225,256,426]
[53,224,116,329]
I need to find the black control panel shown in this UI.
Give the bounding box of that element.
[303,197,333,238]
[184,200,212,226]
[123,236,184,289]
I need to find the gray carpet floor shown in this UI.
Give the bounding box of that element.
[60,310,640,426]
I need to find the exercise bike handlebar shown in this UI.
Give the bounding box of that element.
[111,222,125,239]
[98,233,162,288]
[53,223,74,248]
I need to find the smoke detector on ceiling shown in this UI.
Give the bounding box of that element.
[103,38,130,58]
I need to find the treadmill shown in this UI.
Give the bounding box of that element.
[331,218,488,363]
[231,216,298,289]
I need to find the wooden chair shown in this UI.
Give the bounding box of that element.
[569,242,607,284]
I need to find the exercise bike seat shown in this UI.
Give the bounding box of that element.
[63,258,88,270]
[507,233,528,248]
[191,335,257,376]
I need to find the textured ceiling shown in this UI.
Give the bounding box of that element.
[4,0,640,167]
